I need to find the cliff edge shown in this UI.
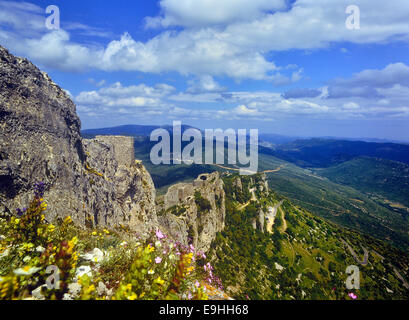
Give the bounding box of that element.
[0,46,158,236]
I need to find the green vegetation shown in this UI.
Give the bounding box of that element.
[208,174,409,300]
[128,136,409,249]
[256,153,409,249]
[270,138,409,168]
[316,157,409,209]
[194,191,212,216]
[0,185,213,300]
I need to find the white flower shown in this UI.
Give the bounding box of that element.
[63,293,74,300]
[81,248,105,263]
[75,266,92,279]
[23,256,32,263]
[68,282,82,298]
[31,285,47,300]
[36,246,45,253]
[14,266,41,276]
[0,248,10,259]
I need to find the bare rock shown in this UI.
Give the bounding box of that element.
[0,46,158,236]
[158,172,225,252]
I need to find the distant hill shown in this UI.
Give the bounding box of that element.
[81,124,198,138]
[271,139,409,168]
[316,157,409,209]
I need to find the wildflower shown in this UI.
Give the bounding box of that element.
[64,216,73,224]
[156,229,165,240]
[34,182,45,198]
[155,257,162,264]
[195,281,200,288]
[155,277,165,286]
[91,231,97,236]
[128,293,137,300]
[348,292,358,300]
[16,208,26,217]
[148,269,155,275]
[14,266,41,276]
[0,248,10,258]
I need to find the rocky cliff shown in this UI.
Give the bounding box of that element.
[0,46,158,236]
[157,172,226,252]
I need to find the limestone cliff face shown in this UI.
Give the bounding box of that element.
[157,172,226,252]
[0,46,158,236]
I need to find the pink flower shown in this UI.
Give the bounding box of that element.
[155,257,162,264]
[156,230,165,239]
[195,281,200,288]
[348,292,357,300]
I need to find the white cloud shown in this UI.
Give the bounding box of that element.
[75,82,175,112]
[186,75,227,93]
[328,63,409,98]
[146,0,287,28]
[3,0,409,80]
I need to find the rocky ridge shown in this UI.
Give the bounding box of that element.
[0,46,158,237]
[157,172,226,252]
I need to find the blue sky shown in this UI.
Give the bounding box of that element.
[1,0,409,140]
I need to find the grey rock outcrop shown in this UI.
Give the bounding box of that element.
[0,46,158,236]
[157,172,225,252]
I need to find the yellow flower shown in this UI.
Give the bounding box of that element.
[155,277,165,286]
[91,231,97,236]
[64,216,72,224]
[128,293,137,300]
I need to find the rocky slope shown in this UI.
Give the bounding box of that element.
[156,172,226,252]
[0,46,158,237]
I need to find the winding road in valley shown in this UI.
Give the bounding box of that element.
[212,164,285,174]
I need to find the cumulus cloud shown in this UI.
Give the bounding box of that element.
[3,0,409,81]
[75,82,176,119]
[283,88,322,99]
[145,0,287,28]
[186,75,227,93]
[328,63,409,98]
